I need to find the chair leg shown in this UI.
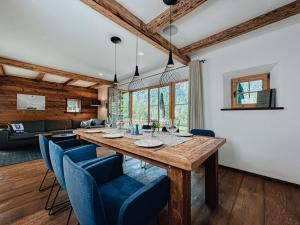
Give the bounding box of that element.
[48,186,71,216]
[39,169,50,191]
[45,177,56,210]
[66,207,73,225]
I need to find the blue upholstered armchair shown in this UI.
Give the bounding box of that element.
[190,129,215,137]
[48,141,112,220]
[63,155,169,225]
[38,135,81,191]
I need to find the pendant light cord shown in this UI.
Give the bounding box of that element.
[136,36,138,66]
[169,5,172,52]
[114,43,117,75]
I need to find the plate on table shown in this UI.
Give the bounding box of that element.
[134,139,164,148]
[103,133,124,139]
[83,129,103,133]
[175,133,193,137]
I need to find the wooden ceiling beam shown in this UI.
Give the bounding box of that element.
[147,0,207,33]
[81,0,190,65]
[35,72,46,81]
[0,57,112,85]
[180,1,300,55]
[0,65,5,76]
[89,83,102,89]
[63,79,79,86]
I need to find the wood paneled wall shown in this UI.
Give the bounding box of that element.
[0,76,98,127]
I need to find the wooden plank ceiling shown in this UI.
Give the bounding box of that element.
[0,57,112,88]
[82,0,300,58]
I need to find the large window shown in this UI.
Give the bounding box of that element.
[132,89,148,123]
[159,86,170,123]
[108,80,189,130]
[150,88,159,121]
[121,92,130,120]
[231,73,270,108]
[175,81,189,132]
[108,88,129,125]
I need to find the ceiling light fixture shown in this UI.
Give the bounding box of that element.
[160,1,177,87]
[128,36,144,92]
[111,36,122,85]
[138,52,144,56]
[98,73,103,76]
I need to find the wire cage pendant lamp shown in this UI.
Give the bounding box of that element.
[128,36,144,91]
[160,2,177,87]
[111,36,122,85]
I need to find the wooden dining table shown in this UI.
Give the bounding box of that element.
[74,129,226,225]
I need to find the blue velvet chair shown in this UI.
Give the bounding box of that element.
[63,154,169,225]
[38,135,81,192]
[48,141,111,219]
[190,129,215,137]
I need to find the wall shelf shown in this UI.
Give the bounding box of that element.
[221,107,284,111]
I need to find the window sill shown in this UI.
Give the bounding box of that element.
[221,107,284,111]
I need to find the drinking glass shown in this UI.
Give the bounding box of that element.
[105,118,112,128]
[166,120,177,135]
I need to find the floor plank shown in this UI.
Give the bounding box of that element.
[0,156,300,225]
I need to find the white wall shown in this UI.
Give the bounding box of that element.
[194,21,300,185]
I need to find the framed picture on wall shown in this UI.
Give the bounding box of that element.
[17,94,46,110]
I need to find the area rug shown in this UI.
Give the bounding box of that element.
[0,147,42,167]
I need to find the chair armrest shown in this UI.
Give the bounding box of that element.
[85,155,123,184]
[118,176,169,225]
[55,139,81,150]
[64,144,97,163]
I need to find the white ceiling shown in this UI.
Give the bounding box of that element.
[4,65,38,79]
[159,0,294,48]
[0,0,170,82]
[43,74,70,84]
[117,0,168,23]
[0,0,298,84]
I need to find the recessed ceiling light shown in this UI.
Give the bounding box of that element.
[138,52,144,56]
[98,73,103,76]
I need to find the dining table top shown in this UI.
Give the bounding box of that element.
[74,129,226,171]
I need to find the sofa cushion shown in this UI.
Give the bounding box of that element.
[71,120,82,129]
[45,120,72,131]
[92,119,105,126]
[9,132,36,141]
[21,121,45,133]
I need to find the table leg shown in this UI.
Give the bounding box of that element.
[167,166,191,225]
[205,151,219,208]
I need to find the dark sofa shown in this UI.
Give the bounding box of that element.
[0,119,105,150]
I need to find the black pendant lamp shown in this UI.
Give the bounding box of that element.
[160,2,177,87]
[128,36,144,91]
[111,36,122,85]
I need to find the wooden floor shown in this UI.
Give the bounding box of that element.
[1,151,300,225]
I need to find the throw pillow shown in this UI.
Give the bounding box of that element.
[10,123,25,133]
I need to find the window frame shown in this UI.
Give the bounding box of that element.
[231,73,270,108]
[108,79,189,127]
[66,98,82,113]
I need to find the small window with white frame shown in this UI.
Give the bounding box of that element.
[66,99,81,113]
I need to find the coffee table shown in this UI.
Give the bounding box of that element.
[51,133,76,141]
